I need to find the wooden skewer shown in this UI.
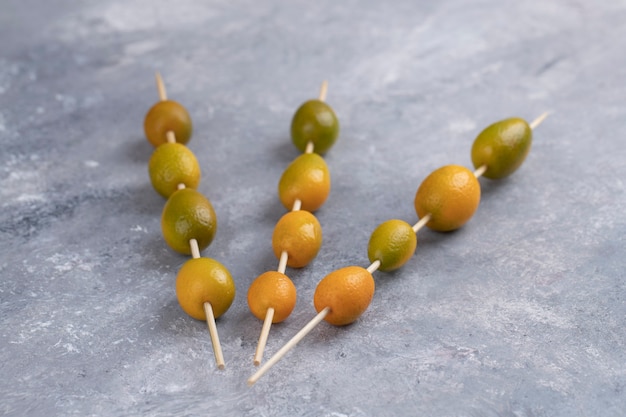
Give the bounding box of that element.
[474,165,488,178]
[275,198,302,275]
[530,111,550,130]
[254,307,275,366]
[153,73,225,370]
[256,189,301,363]
[412,214,432,234]
[155,73,177,143]
[366,260,381,274]
[189,238,200,259]
[155,72,168,101]
[252,110,549,382]
[248,307,331,386]
[191,232,224,369]
[303,80,328,155]
[318,80,328,102]
[203,301,225,370]
[258,247,288,362]
[251,81,333,371]
[277,251,288,275]
[253,170,307,364]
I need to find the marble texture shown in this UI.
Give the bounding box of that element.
[1,0,625,415]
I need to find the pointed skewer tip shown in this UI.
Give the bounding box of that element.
[530,111,550,130]
[155,72,168,101]
[203,302,226,370]
[247,307,330,385]
[253,307,275,367]
[318,80,328,102]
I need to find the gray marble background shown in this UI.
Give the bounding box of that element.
[1,0,625,416]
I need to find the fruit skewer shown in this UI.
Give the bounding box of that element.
[248,81,338,366]
[248,112,549,385]
[144,73,235,369]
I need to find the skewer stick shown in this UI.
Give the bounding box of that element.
[305,141,314,154]
[254,307,275,366]
[367,260,381,274]
[248,307,331,386]
[530,112,550,130]
[412,214,432,233]
[191,236,222,368]
[155,72,168,101]
[277,251,288,275]
[153,73,224,371]
[256,190,302,365]
[474,164,488,178]
[318,80,328,102]
[203,302,225,370]
[154,73,177,143]
[189,238,200,259]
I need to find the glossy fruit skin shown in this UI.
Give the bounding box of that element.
[314,266,375,326]
[247,271,297,323]
[291,99,339,154]
[148,143,201,198]
[272,210,322,268]
[278,153,331,212]
[175,257,235,320]
[144,100,192,147]
[471,117,532,179]
[367,219,417,271]
[161,188,217,254]
[414,165,481,232]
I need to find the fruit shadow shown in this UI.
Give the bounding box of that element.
[478,176,513,196]
[156,297,235,337]
[370,227,460,290]
[271,136,302,163]
[124,135,153,165]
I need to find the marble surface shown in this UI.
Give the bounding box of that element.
[1,0,625,415]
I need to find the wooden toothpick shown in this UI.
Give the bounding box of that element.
[248,307,331,386]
